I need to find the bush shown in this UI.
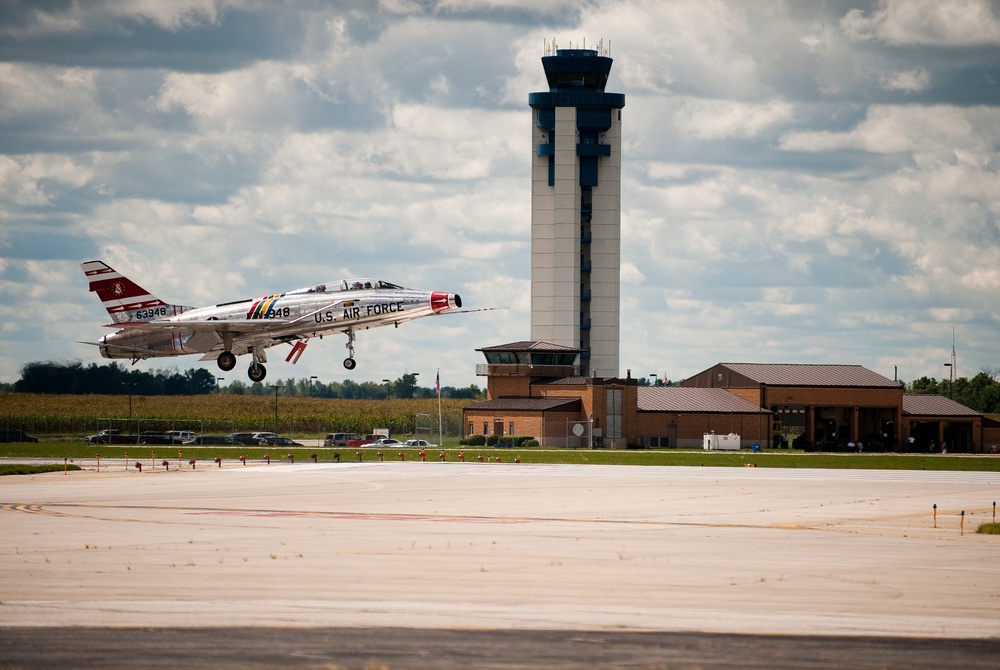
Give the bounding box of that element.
[486,434,535,447]
[524,439,539,447]
[461,434,487,446]
[977,523,1000,535]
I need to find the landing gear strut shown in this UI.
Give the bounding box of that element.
[343,329,357,370]
[247,346,267,382]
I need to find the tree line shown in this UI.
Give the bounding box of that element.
[7,361,485,400]
[907,371,1000,414]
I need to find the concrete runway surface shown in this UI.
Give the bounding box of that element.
[2,460,999,668]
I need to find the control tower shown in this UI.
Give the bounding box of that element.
[528,41,625,377]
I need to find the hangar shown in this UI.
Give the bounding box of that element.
[463,342,988,452]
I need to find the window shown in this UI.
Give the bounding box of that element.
[606,388,623,439]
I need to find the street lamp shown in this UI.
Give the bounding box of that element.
[216,377,224,393]
[309,375,318,397]
[943,363,953,399]
[270,384,284,433]
[649,373,657,387]
[382,379,391,400]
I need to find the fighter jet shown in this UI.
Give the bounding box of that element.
[81,260,462,382]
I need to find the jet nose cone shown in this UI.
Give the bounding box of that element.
[431,291,462,313]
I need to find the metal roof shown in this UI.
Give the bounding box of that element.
[638,387,769,414]
[535,376,636,385]
[716,363,900,388]
[536,376,593,385]
[902,394,981,417]
[464,397,582,412]
[476,341,582,353]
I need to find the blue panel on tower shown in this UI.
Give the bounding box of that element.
[580,156,598,187]
[577,144,611,157]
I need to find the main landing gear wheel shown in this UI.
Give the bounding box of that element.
[343,358,356,370]
[217,351,237,372]
[248,363,267,383]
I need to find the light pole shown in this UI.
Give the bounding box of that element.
[309,375,318,397]
[382,379,391,400]
[216,377,224,393]
[943,363,953,399]
[123,382,136,422]
[649,373,657,387]
[270,384,284,433]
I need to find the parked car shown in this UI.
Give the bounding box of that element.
[324,432,361,446]
[371,437,402,446]
[166,430,198,443]
[0,428,39,443]
[403,439,437,448]
[138,431,174,445]
[187,435,237,445]
[260,436,302,446]
[84,429,136,445]
[251,432,279,444]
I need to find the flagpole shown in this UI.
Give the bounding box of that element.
[436,368,443,447]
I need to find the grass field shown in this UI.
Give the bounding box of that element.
[0,463,82,476]
[2,393,999,471]
[3,440,999,471]
[0,392,469,436]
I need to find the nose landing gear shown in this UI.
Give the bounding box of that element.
[343,328,357,370]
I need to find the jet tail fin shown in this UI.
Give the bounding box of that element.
[81,260,190,324]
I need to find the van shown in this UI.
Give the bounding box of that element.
[324,432,361,446]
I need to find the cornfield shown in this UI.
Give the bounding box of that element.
[0,392,470,438]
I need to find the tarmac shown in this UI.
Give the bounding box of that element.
[2,459,999,667]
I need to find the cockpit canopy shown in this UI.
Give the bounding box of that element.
[284,279,404,295]
[339,278,403,291]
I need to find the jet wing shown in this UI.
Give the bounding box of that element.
[77,340,162,357]
[106,319,292,333]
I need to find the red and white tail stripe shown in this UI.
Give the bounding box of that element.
[81,260,173,323]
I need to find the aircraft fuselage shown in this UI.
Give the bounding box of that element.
[83,261,461,381]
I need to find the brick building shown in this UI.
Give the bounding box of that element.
[463,344,988,452]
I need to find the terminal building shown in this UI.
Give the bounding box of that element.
[463,343,992,452]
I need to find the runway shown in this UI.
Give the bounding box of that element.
[2,460,999,667]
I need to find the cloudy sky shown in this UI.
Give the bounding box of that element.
[1,0,997,391]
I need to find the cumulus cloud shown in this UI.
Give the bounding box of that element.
[879,67,931,92]
[842,0,1000,46]
[672,98,794,140]
[779,104,1000,160]
[0,0,997,388]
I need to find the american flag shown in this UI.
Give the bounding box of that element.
[435,370,440,394]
